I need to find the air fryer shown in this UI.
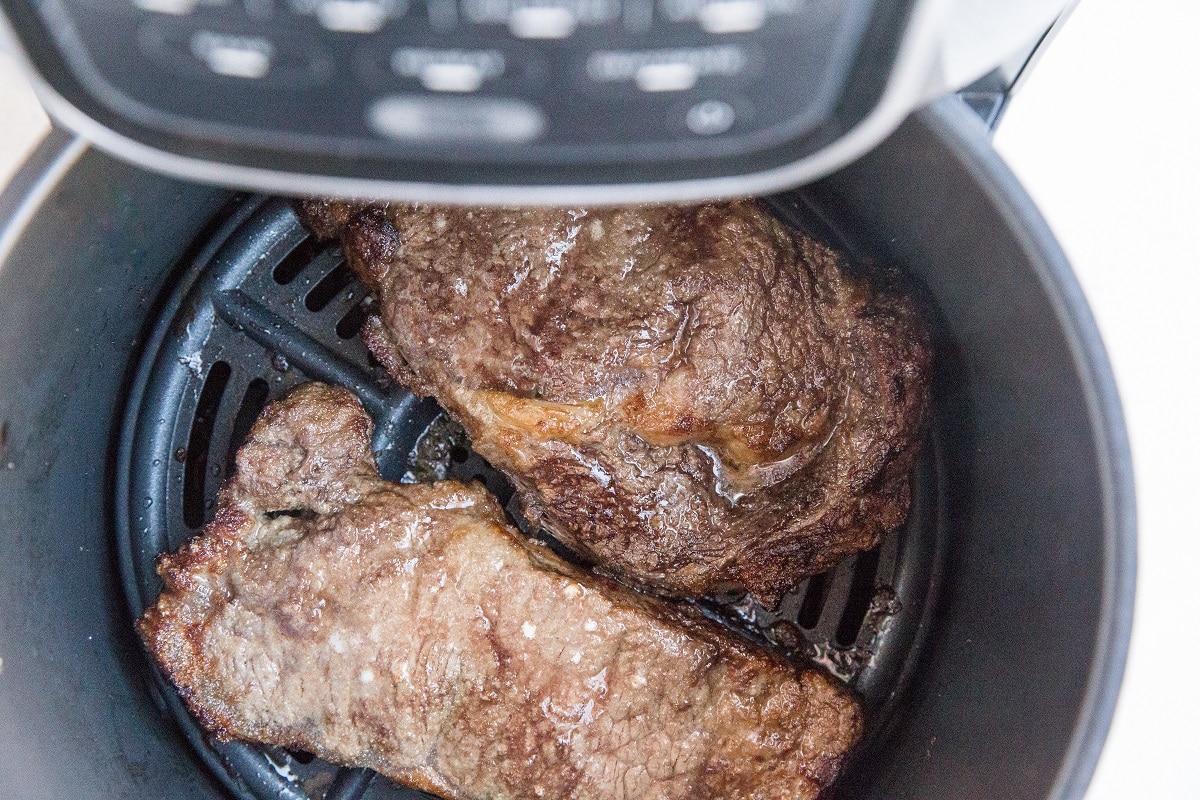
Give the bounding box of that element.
[0,1,1135,799]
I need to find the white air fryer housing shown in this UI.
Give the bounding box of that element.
[1,0,1071,203]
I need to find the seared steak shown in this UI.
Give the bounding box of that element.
[139,383,862,800]
[299,200,932,607]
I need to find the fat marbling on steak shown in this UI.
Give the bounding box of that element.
[139,383,862,800]
[298,200,932,607]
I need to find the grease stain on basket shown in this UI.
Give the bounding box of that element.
[804,586,904,681]
[263,751,298,783]
[705,583,904,683]
[178,352,203,378]
[403,414,471,484]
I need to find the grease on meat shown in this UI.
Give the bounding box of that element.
[139,383,862,800]
[300,200,932,607]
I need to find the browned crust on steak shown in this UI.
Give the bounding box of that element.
[297,200,932,607]
[139,383,863,800]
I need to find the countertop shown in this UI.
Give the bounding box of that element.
[2,0,1198,795]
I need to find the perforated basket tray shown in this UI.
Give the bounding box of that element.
[116,194,946,800]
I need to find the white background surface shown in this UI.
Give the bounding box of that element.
[994,2,1200,796]
[2,0,1198,796]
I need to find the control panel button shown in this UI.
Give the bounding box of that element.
[698,0,766,33]
[391,48,506,92]
[419,62,485,91]
[588,45,748,89]
[285,0,408,32]
[133,0,199,14]
[507,6,576,39]
[139,18,332,87]
[318,1,387,32]
[658,0,800,29]
[286,0,406,33]
[460,0,620,34]
[190,31,273,79]
[636,62,697,92]
[367,95,546,143]
[685,98,735,134]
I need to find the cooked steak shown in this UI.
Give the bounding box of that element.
[139,383,862,800]
[299,200,932,607]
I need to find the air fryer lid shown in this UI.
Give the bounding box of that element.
[0,97,1134,799]
[1,0,1070,203]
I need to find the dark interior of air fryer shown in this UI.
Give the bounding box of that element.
[116,192,947,800]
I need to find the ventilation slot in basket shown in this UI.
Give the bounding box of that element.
[306,262,354,312]
[224,378,271,479]
[183,360,232,529]
[272,237,323,285]
[836,548,882,647]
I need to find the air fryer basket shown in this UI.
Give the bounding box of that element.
[0,97,1135,800]
[112,191,945,800]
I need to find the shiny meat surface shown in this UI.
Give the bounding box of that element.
[299,200,932,607]
[139,383,862,800]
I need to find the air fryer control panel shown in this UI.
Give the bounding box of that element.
[2,0,916,194]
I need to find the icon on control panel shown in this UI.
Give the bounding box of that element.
[190,31,273,79]
[588,46,747,92]
[636,63,697,92]
[659,0,799,33]
[698,0,767,33]
[686,99,735,135]
[134,0,241,13]
[368,95,545,143]
[508,6,577,39]
[288,0,407,33]
[461,0,620,39]
[134,0,199,14]
[392,48,506,92]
